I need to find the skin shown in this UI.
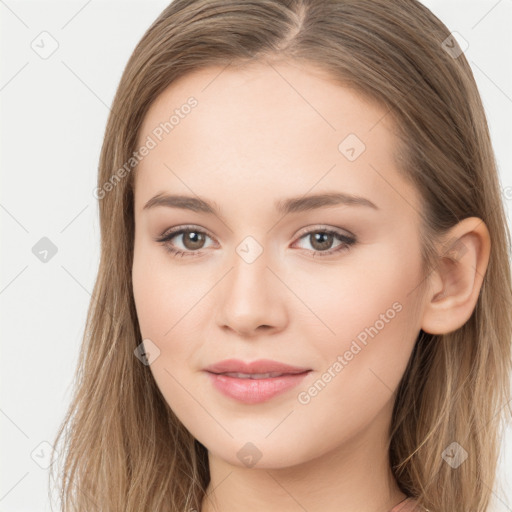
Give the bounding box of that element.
[131,59,490,512]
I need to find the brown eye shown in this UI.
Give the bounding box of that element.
[155,226,215,258]
[309,232,335,251]
[293,228,356,257]
[180,230,207,250]
[155,225,356,259]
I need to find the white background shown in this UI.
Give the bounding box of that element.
[1,1,511,510]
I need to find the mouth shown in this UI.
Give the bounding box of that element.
[204,366,312,404]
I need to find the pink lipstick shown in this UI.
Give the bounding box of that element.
[203,358,311,404]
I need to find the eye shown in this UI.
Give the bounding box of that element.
[292,226,356,257]
[154,225,356,259]
[155,225,216,258]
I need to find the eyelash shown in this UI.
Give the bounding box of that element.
[155,224,356,259]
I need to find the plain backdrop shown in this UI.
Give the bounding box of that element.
[1,1,511,510]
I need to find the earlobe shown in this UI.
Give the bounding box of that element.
[421,217,491,335]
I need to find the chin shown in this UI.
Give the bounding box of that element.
[198,432,318,470]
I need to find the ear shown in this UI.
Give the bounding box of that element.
[421,217,491,335]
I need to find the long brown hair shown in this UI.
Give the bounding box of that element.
[49,1,512,511]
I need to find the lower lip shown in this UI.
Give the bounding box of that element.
[205,371,311,404]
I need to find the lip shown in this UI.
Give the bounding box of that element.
[203,359,312,404]
[203,358,311,375]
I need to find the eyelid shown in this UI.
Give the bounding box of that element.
[157,224,218,242]
[294,224,355,239]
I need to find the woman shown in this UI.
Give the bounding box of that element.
[50,1,512,511]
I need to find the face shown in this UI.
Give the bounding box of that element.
[132,59,429,469]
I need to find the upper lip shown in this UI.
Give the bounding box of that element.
[204,358,311,375]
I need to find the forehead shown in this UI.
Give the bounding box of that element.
[133,60,420,218]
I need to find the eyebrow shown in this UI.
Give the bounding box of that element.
[142,191,379,217]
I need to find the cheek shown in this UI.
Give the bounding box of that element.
[132,238,204,340]
[284,239,423,349]
[132,241,213,399]
[132,247,203,413]
[285,263,423,456]
[294,241,424,402]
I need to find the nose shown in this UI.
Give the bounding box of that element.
[215,248,288,338]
